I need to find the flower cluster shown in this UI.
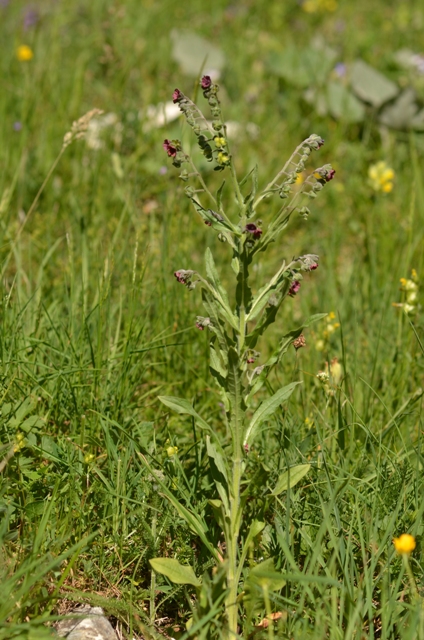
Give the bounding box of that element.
[368,161,395,193]
[167,76,230,170]
[393,269,419,315]
[314,311,340,351]
[174,269,196,290]
[14,432,25,453]
[317,357,343,395]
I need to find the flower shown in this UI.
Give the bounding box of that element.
[201,75,212,90]
[172,88,182,103]
[84,453,95,464]
[14,432,25,453]
[174,269,194,284]
[13,121,22,131]
[289,280,301,297]
[17,44,33,61]
[393,271,419,315]
[293,334,306,350]
[163,139,178,157]
[245,223,262,240]
[214,136,227,148]
[368,161,395,193]
[167,445,178,457]
[217,151,230,166]
[393,534,416,555]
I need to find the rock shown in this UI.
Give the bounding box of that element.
[56,605,118,640]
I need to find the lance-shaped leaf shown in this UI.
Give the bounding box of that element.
[246,261,287,322]
[206,436,230,513]
[236,520,265,583]
[189,197,237,242]
[204,248,239,331]
[244,382,301,446]
[271,464,311,495]
[227,346,245,440]
[244,558,286,592]
[149,557,201,587]
[138,453,219,561]
[158,396,212,433]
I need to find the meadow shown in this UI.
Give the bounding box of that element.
[1,0,424,638]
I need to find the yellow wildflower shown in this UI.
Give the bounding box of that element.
[84,453,95,464]
[217,152,230,165]
[17,45,34,62]
[368,161,395,193]
[14,432,25,453]
[214,136,227,148]
[393,534,416,555]
[167,445,178,457]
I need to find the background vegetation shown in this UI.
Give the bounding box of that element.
[0,0,423,638]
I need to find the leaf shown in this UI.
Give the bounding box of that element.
[227,347,245,436]
[170,30,226,78]
[267,45,336,89]
[158,396,211,433]
[245,559,286,591]
[349,59,398,108]
[204,248,239,331]
[379,88,423,130]
[149,557,201,587]
[246,262,287,322]
[326,82,365,123]
[271,464,311,495]
[244,382,301,446]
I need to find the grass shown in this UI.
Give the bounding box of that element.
[1,0,424,638]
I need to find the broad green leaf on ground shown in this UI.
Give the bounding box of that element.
[170,29,225,77]
[149,557,201,587]
[379,88,424,130]
[349,59,398,108]
[244,382,301,446]
[326,82,365,122]
[271,464,311,495]
[267,45,336,88]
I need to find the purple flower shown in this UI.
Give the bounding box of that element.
[163,139,177,157]
[13,121,22,131]
[289,280,301,297]
[172,88,182,103]
[245,223,262,240]
[201,75,212,90]
[23,8,39,30]
[159,166,167,175]
[309,262,318,270]
[334,63,346,78]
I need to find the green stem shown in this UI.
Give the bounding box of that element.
[403,554,420,602]
[252,141,305,210]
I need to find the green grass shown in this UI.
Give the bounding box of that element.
[1,0,424,638]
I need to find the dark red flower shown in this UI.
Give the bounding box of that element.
[309,263,319,270]
[196,322,205,330]
[172,88,182,103]
[163,139,177,157]
[204,220,212,226]
[174,270,186,283]
[289,280,301,297]
[245,223,262,240]
[326,169,336,182]
[201,75,212,90]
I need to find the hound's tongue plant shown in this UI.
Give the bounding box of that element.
[146,75,335,639]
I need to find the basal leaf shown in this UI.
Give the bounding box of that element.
[350,59,398,108]
[170,29,225,77]
[149,557,201,587]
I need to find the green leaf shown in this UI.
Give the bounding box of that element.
[204,248,239,331]
[246,262,287,322]
[227,347,245,437]
[158,396,211,433]
[349,59,398,108]
[326,82,365,123]
[245,558,286,591]
[149,557,201,587]
[379,88,423,130]
[244,382,301,446]
[271,464,311,496]
[170,29,225,77]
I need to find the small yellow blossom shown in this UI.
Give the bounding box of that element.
[394,271,420,315]
[368,161,395,193]
[315,338,325,351]
[214,136,227,148]
[167,445,178,457]
[84,453,95,464]
[393,534,416,555]
[14,432,25,453]
[325,357,343,385]
[217,152,230,165]
[17,45,34,62]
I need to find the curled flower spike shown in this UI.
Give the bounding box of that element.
[172,88,182,103]
[393,534,416,555]
[201,75,213,90]
[289,280,301,297]
[163,139,178,157]
[313,165,336,183]
[245,223,262,240]
[174,269,194,284]
[195,316,212,330]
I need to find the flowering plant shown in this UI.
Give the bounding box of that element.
[146,76,335,638]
